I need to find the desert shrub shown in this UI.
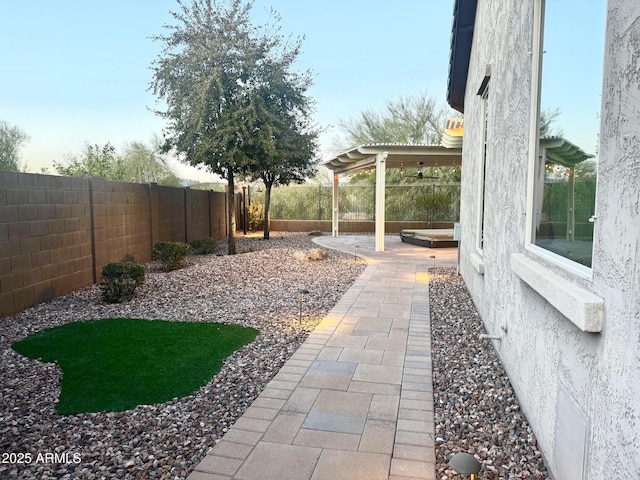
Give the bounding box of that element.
[153,242,190,271]
[189,237,217,255]
[100,262,145,303]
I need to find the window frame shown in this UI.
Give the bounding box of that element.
[476,78,490,255]
[525,0,599,280]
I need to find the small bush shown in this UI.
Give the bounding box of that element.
[100,262,145,303]
[122,253,137,263]
[153,242,190,271]
[190,237,217,255]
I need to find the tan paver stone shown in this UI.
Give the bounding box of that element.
[194,454,243,476]
[400,398,433,411]
[395,430,434,447]
[353,317,393,334]
[366,337,407,351]
[399,409,430,421]
[359,419,396,454]
[207,441,254,460]
[232,417,272,433]
[353,364,403,384]
[397,418,433,434]
[335,323,355,335]
[369,394,400,421]
[290,353,318,362]
[326,334,368,348]
[279,365,309,376]
[313,390,372,414]
[401,390,433,402]
[293,429,360,451]
[260,387,293,400]
[283,387,320,413]
[310,450,391,480]
[338,347,384,364]
[250,396,286,410]
[221,429,263,446]
[383,351,406,366]
[349,381,401,395]
[286,359,314,368]
[390,458,435,479]
[234,442,321,480]
[243,406,279,421]
[262,411,306,444]
[267,380,299,391]
[316,346,342,361]
[187,471,231,480]
[393,444,436,463]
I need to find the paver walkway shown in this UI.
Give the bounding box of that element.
[187,234,458,480]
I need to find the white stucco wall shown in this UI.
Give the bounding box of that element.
[458,0,640,478]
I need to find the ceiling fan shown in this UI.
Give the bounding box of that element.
[402,161,438,180]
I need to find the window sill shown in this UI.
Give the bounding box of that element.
[471,251,485,275]
[511,253,603,332]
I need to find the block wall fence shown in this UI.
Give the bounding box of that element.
[0,171,227,318]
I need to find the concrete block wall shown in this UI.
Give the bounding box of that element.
[0,171,227,319]
[0,172,93,317]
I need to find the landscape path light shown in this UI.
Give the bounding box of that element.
[449,452,481,479]
[429,254,436,270]
[298,289,310,325]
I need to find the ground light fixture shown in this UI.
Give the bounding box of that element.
[298,289,310,325]
[354,245,360,260]
[449,452,481,479]
[429,255,436,270]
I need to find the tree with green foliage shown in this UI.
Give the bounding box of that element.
[151,0,301,253]
[241,64,319,239]
[54,143,125,180]
[335,91,452,149]
[54,140,180,186]
[0,120,29,172]
[122,138,181,186]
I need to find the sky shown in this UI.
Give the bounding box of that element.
[0,0,455,181]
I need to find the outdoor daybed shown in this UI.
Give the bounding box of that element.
[399,229,458,248]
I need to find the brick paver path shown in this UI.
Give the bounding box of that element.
[188,235,457,480]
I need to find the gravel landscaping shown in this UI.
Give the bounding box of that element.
[1,234,552,479]
[0,233,365,479]
[430,271,550,479]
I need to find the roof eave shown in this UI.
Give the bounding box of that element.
[446,0,478,114]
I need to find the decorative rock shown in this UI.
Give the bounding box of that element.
[0,233,363,480]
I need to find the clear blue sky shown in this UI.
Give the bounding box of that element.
[1,0,455,180]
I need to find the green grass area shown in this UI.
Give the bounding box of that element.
[12,318,259,415]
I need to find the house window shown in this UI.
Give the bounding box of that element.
[529,0,605,271]
[477,76,490,253]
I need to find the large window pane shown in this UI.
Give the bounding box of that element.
[533,1,605,268]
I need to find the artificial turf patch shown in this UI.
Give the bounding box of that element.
[12,318,259,415]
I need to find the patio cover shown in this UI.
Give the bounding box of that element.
[323,143,462,251]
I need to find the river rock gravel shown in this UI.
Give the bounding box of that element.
[430,271,550,479]
[2,235,552,479]
[0,233,365,480]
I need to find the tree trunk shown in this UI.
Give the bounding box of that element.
[227,168,236,254]
[263,182,272,240]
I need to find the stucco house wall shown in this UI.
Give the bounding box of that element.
[455,0,640,478]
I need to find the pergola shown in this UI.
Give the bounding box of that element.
[323,142,463,252]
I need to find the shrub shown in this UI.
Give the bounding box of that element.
[189,237,217,255]
[100,262,145,303]
[122,253,136,263]
[153,241,190,271]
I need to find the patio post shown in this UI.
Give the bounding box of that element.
[375,152,388,251]
[332,172,339,237]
